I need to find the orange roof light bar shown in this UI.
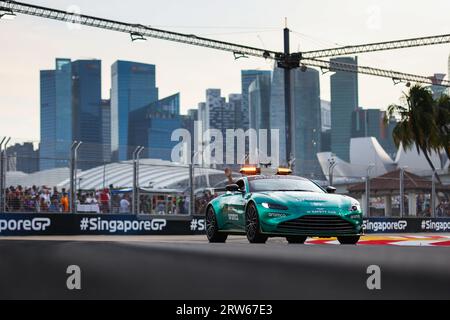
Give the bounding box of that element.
[276,167,292,175]
[240,166,261,176]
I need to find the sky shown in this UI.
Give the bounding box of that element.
[0,0,449,143]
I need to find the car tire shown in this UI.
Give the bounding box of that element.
[337,235,360,245]
[286,236,307,244]
[206,206,228,243]
[245,203,268,244]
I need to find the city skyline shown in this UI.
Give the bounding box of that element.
[1,0,449,141]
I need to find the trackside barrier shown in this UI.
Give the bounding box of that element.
[0,214,450,236]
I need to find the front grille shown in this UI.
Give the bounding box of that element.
[277,215,356,234]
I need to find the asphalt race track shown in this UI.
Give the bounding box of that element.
[0,235,449,300]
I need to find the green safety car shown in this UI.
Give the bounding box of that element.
[205,169,363,244]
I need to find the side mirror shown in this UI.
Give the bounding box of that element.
[326,186,336,194]
[225,184,240,192]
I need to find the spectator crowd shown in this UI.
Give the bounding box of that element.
[2,185,205,215]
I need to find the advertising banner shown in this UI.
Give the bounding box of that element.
[0,213,449,236]
[0,213,206,236]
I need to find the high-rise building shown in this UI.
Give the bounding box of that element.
[320,100,332,152]
[380,114,398,159]
[269,66,323,177]
[148,93,180,115]
[71,59,103,170]
[269,67,287,165]
[40,58,73,170]
[187,109,199,121]
[320,131,331,152]
[111,61,159,161]
[100,99,111,163]
[292,68,322,178]
[351,108,382,139]
[351,107,398,159]
[228,93,243,131]
[197,90,241,166]
[6,143,39,173]
[249,74,271,133]
[128,94,181,161]
[320,100,331,132]
[330,57,359,162]
[241,70,271,131]
[205,89,235,136]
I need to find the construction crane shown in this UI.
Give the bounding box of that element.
[1,0,449,164]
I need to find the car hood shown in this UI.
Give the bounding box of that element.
[255,191,354,212]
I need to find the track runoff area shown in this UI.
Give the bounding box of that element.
[1,234,450,301]
[2,233,450,246]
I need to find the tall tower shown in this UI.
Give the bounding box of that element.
[39,58,72,170]
[241,70,271,131]
[330,57,359,162]
[111,61,158,161]
[71,59,103,170]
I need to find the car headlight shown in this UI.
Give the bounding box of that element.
[349,201,361,212]
[347,201,361,220]
[261,202,288,210]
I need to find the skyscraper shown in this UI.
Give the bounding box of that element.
[380,114,398,159]
[40,58,72,170]
[241,70,271,131]
[197,90,241,166]
[292,67,322,178]
[320,100,331,132]
[6,143,39,173]
[128,93,181,161]
[111,61,159,161]
[351,108,382,139]
[148,93,180,115]
[228,93,243,131]
[269,67,287,165]
[205,89,235,136]
[351,107,398,159]
[249,73,271,133]
[269,66,323,176]
[71,59,103,170]
[330,57,359,162]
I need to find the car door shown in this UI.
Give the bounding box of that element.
[218,190,235,228]
[226,179,247,231]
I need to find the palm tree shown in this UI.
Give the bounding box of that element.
[385,84,442,182]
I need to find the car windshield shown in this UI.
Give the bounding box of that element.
[248,177,325,193]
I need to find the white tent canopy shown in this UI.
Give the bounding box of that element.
[6,158,235,191]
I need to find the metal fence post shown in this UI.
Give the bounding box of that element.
[132,151,136,214]
[70,141,82,213]
[399,167,406,217]
[1,137,11,212]
[189,163,194,215]
[132,146,144,214]
[365,163,375,217]
[0,137,5,212]
[328,155,336,186]
[136,146,144,214]
[431,170,436,217]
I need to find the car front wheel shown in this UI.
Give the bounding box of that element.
[337,235,360,245]
[206,206,227,243]
[245,203,268,244]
